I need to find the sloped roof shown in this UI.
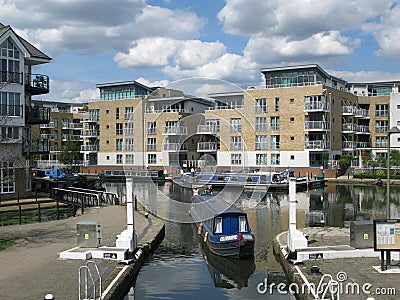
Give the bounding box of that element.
[0,22,51,61]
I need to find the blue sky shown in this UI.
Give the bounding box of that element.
[2,0,400,102]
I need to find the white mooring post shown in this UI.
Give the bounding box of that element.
[116,178,137,252]
[287,178,308,252]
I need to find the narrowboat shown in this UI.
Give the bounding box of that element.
[99,169,165,183]
[190,192,255,259]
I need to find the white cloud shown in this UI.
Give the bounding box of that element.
[218,0,388,38]
[244,31,358,67]
[362,4,400,59]
[38,79,98,103]
[114,37,227,69]
[136,77,169,88]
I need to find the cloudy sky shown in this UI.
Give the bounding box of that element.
[2,0,400,102]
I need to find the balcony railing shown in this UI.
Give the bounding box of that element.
[230,142,242,150]
[255,142,268,150]
[25,106,50,124]
[305,140,330,150]
[357,142,371,149]
[354,108,370,118]
[355,125,370,134]
[124,113,134,120]
[62,122,83,129]
[62,134,82,141]
[24,139,49,154]
[342,141,357,150]
[196,125,220,134]
[80,144,99,152]
[25,73,49,95]
[163,143,188,152]
[40,133,56,140]
[123,144,135,151]
[0,104,23,117]
[40,122,56,129]
[255,124,268,132]
[375,141,387,148]
[197,142,218,152]
[81,130,99,137]
[342,123,356,132]
[342,106,355,115]
[81,115,99,122]
[162,126,188,135]
[304,101,330,111]
[124,129,135,136]
[147,144,157,151]
[305,121,330,131]
[375,110,388,117]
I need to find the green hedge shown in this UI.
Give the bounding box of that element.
[354,171,400,179]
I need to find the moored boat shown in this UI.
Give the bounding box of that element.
[99,169,165,183]
[190,192,255,259]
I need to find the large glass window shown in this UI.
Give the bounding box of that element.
[231,153,241,165]
[230,118,242,132]
[147,138,156,151]
[0,92,21,116]
[148,154,157,164]
[270,116,280,131]
[0,38,20,83]
[1,162,15,193]
[255,98,267,113]
[255,117,267,132]
[230,136,242,150]
[116,154,123,164]
[256,154,267,165]
[116,123,123,135]
[255,135,267,150]
[116,139,123,151]
[124,123,134,135]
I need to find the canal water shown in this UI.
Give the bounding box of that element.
[102,181,400,299]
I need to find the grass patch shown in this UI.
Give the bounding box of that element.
[0,239,13,251]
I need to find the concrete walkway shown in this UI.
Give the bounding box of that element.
[0,204,164,299]
[274,227,400,300]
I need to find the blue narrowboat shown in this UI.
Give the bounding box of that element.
[190,193,255,259]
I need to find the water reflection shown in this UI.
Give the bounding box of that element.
[103,181,400,299]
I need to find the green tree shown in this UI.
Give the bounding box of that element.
[390,149,400,167]
[58,139,82,172]
[338,154,353,171]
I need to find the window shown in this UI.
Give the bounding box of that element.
[106,156,110,160]
[116,108,120,119]
[124,138,134,151]
[0,92,21,116]
[255,135,267,150]
[0,38,20,83]
[230,118,242,132]
[290,98,294,104]
[0,126,21,141]
[256,154,267,165]
[124,107,134,119]
[239,216,247,232]
[230,136,242,150]
[255,98,267,113]
[271,153,280,165]
[290,117,294,122]
[116,123,123,135]
[148,154,157,164]
[106,110,109,114]
[290,136,295,141]
[147,121,156,134]
[125,123,134,135]
[255,117,267,132]
[147,138,156,151]
[116,139,123,151]
[106,125,109,129]
[214,217,222,234]
[270,116,280,130]
[397,104,400,110]
[290,155,295,160]
[1,162,15,193]
[116,154,123,164]
[275,97,280,112]
[271,135,280,149]
[125,154,134,164]
[231,153,242,165]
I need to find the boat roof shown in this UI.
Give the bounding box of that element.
[193,195,246,216]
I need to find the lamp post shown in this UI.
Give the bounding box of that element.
[386,126,400,219]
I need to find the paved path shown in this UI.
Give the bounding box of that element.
[275,227,400,300]
[0,204,163,299]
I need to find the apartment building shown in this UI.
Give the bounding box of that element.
[202,64,397,174]
[31,100,86,169]
[0,23,51,199]
[81,82,213,174]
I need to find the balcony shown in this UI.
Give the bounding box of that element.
[40,122,56,129]
[375,141,387,148]
[62,122,83,130]
[0,104,23,117]
[162,126,188,135]
[355,125,370,134]
[196,125,220,134]
[23,139,49,154]
[40,133,56,140]
[354,108,370,118]
[25,106,50,124]
[304,101,330,112]
[342,123,356,133]
[80,144,99,152]
[81,115,99,122]
[197,142,218,152]
[62,134,82,141]
[230,142,242,150]
[304,121,330,131]
[342,141,357,150]
[342,106,355,115]
[305,140,330,150]
[81,130,99,138]
[163,143,188,152]
[25,73,49,95]
[357,142,371,149]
